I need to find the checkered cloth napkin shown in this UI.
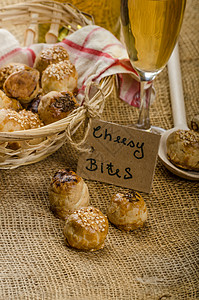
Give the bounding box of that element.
[0,25,152,107]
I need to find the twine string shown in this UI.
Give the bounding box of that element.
[65,80,105,152]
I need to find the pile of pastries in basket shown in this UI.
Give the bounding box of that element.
[0,45,80,146]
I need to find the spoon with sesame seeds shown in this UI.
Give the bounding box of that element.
[158,44,199,181]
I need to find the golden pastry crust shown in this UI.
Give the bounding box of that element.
[107,192,148,231]
[3,66,40,104]
[0,62,27,88]
[34,45,69,75]
[18,110,44,129]
[41,60,78,94]
[0,108,27,132]
[0,90,22,111]
[0,108,43,131]
[38,90,79,125]
[63,206,109,251]
[167,129,199,171]
[0,108,44,149]
[49,169,90,220]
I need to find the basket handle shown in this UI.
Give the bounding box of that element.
[24,13,38,46]
[45,3,62,44]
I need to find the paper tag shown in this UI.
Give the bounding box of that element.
[77,120,161,193]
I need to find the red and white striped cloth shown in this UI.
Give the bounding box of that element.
[0,25,153,107]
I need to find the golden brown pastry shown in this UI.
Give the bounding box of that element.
[107,192,148,231]
[0,62,27,88]
[37,90,79,125]
[49,169,90,220]
[0,108,27,132]
[0,108,44,149]
[18,110,44,129]
[33,45,69,75]
[0,90,22,111]
[41,60,78,94]
[18,110,44,146]
[167,129,199,171]
[63,206,109,251]
[3,66,40,105]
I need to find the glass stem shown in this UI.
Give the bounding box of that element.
[136,80,153,130]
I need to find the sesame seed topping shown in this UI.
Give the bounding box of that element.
[70,207,107,232]
[39,45,69,62]
[43,60,75,81]
[175,129,199,145]
[1,109,43,131]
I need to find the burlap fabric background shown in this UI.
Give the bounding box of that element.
[0,0,198,299]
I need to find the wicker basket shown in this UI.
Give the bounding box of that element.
[0,0,114,169]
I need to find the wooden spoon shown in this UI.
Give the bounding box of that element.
[158,43,199,181]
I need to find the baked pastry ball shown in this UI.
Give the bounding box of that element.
[167,129,199,171]
[18,110,44,146]
[0,108,27,132]
[41,60,78,94]
[107,192,148,231]
[49,169,90,220]
[38,90,79,125]
[34,45,69,75]
[18,109,44,129]
[0,90,22,111]
[0,108,43,132]
[0,108,44,149]
[63,206,109,251]
[0,62,27,88]
[3,66,40,105]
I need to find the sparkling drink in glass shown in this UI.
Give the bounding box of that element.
[121,0,186,131]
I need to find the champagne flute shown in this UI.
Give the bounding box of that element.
[120,0,186,132]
